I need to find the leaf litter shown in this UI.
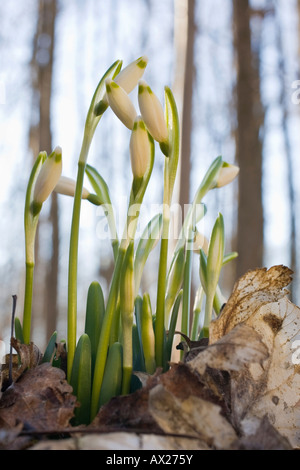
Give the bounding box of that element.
[0,265,299,450]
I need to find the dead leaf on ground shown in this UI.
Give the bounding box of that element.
[1,338,42,390]
[206,265,300,448]
[209,265,293,341]
[0,362,76,434]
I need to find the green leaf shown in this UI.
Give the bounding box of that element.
[84,281,105,375]
[42,331,57,364]
[165,245,185,327]
[85,164,119,259]
[70,334,92,425]
[99,342,123,407]
[166,290,183,365]
[86,60,122,135]
[14,317,24,344]
[164,86,180,202]
[223,251,238,266]
[203,213,225,333]
[132,323,145,372]
[141,293,156,374]
[134,213,162,297]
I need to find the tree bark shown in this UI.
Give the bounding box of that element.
[233,0,264,279]
[178,0,196,212]
[29,0,58,342]
[274,8,296,300]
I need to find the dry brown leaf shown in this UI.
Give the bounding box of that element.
[0,362,76,432]
[235,298,300,447]
[205,266,300,448]
[230,416,292,450]
[149,384,237,449]
[187,323,269,375]
[210,265,293,342]
[1,338,42,390]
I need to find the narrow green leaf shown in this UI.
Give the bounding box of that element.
[132,323,145,372]
[85,164,119,260]
[134,213,162,297]
[166,290,183,365]
[99,342,123,407]
[70,334,92,425]
[141,293,156,374]
[84,281,105,375]
[164,245,185,327]
[223,251,238,266]
[14,317,24,344]
[42,331,57,363]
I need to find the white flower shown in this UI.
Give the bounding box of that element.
[33,146,62,205]
[129,116,151,179]
[97,56,148,115]
[105,78,137,130]
[115,55,148,93]
[54,176,90,199]
[54,176,102,205]
[215,163,239,188]
[138,80,168,145]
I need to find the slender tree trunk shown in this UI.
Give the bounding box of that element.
[274,8,296,300]
[172,0,196,341]
[233,0,264,278]
[178,0,195,211]
[29,0,58,342]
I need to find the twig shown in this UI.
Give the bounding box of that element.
[8,295,17,387]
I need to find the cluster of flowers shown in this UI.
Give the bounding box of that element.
[32,55,238,213]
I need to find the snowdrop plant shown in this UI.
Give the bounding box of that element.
[20,56,239,425]
[23,147,62,344]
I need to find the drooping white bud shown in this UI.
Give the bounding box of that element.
[129,116,151,179]
[97,56,148,115]
[214,163,239,188]
[33,146,62,207]
[115,55,148,93]
[105,78,137,130]
[138,80,168,146]
[54,176,90,199]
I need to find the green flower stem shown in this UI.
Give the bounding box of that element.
[141,293,156,375]
[155,87,179,368]
[90,169,153,417]
[155,210,170,368]
[191,286,204,340]
[90,246,126,420]
[67,60,122,379]
[181,228,194,339]
[67,158,87,380]
[203,213,225,337]
[23,151,46,344]
[109,300,120,345]
[121,315,133,395]
[23,261,34,344]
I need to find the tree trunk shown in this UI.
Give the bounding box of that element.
[29,0,58,342]
[233,0,264,279]
[178,0,195,212]
[274,7,296,301]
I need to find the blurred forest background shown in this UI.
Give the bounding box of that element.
[0,0,300,352]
